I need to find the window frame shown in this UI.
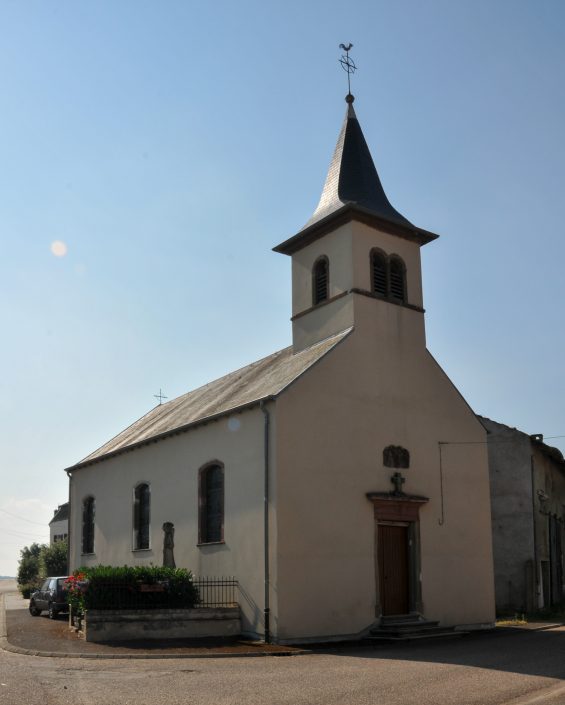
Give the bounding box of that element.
[198,461,225,546]
[388,255,407,303]
[81,496,95,555]
[312,255,330,306]
[368,250,408,304]
[370,248,388,297]
[133,482,151,551]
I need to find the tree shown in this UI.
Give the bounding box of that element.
[41,540,68,576]
[17,542,45,596]
[17,541,68,597]
[19,542,42,562]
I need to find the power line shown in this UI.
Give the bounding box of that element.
[0,507,50,526]
[2,527,49,540]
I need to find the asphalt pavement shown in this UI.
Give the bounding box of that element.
[4,579,565,705]
[2,582,565,660]
[0,589,302,658]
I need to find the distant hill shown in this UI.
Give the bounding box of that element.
[0,576,15,580]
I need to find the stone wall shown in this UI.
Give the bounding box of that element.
[84,607,240,642]
[481,417,535,613]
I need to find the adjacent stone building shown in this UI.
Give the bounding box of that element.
[481,416,565,614]
[65,92,496,642]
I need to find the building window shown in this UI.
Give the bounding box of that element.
[199,463,224,544]
[389,257,406,302]
[133,483,151,550]
[371,250,387,296]
[312,256,329,305]
[82,497,95,554]
[370,252,407,303]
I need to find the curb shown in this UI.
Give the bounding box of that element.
[0,638,307,659]
[0,594,307,660]
[495,623,565,633]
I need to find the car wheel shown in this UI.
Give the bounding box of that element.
[29,601,41,617]
[48,603,58,619]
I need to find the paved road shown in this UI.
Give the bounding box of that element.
[2,586,565,705]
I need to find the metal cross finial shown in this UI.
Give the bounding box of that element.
[154,388,168,405]
[391,471,406,495]
[339,43,356,98]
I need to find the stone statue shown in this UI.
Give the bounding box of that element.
[162,522,176,568]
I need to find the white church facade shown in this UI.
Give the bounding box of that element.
[67,92,496,643]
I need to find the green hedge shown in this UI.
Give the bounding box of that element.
[19,582,41,599]
[74,566,199,610]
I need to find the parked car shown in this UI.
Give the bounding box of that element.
[29,576,69,618]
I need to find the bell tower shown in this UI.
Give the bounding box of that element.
[274,91,439,353]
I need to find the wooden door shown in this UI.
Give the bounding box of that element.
[378,524,409,615]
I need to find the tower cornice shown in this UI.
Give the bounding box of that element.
[274,203,438,256]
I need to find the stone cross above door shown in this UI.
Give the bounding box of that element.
[391,472,406,496]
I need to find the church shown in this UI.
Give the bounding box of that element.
[66,88,496,643]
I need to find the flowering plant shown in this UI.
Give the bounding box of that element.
[65,572,88,616]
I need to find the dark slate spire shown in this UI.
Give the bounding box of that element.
[274,95,438,255]
[305,95,413,231]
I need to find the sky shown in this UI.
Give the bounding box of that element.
[1,0,564,577]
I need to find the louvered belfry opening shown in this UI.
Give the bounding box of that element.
[389,258,406,302]
[370,251,407,303]
[371,251,387,296]
[82,496,95,554]
[313,257,329,305]
[133,483,151,550]
[199,464,224,544]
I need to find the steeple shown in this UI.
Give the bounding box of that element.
[274,95,438,256]
[306,95,414,231]
[276,68,440,353]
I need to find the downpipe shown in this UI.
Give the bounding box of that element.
[260,400,271,643]
[66,469,72,574]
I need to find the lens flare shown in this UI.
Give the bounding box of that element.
[50,240,68,257]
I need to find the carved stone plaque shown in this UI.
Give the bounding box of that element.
[383,445,410,469]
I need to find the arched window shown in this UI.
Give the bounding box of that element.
[389,257,406,302]
[371,250,387,296]
[133,483,151,550]
[199,463,224,544]
[312,257,329,305]
[82,497,95,554]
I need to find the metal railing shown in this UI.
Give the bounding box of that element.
[79,576,239,610]
[193,576,238,608]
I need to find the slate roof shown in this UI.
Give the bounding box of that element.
[274,96,439,255]
[49,503,69,525]
[70,329,352,470]
[306,99,413,231]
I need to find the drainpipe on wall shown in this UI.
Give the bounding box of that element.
[530,455,540,607]
[259,400,271,643]
[66,469,72,574]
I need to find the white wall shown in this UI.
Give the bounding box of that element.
[50,519,68,545]
[69,404,277,639]
[275,292,495,641]
[291,220,425,352]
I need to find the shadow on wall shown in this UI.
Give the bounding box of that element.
[238,582,264,637]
